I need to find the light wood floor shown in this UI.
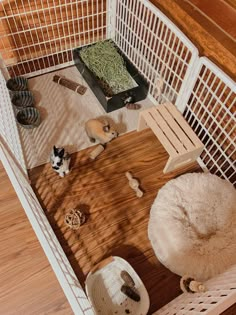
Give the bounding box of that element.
[1,128,235,314]
[29,129,203,314]
[0,162,72,315]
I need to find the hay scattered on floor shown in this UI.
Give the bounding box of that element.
[80,40,135,94]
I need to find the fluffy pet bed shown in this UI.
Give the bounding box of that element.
[148,173,236,281]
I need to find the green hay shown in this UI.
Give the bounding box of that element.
[80,40,135,95]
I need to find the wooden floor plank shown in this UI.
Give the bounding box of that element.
[29,129,202,313]
[0,162,72,315]
[186,0,236,39]
[1,127,233,314]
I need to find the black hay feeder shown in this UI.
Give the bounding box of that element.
[73,41,149,113]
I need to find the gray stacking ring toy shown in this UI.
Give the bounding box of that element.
[16,107,41,129]
[11,91,34,109]
[6,76,28,91]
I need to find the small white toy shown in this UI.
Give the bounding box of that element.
[50,146,71,177]
[180,275,207,294]
[85,118,118,145]
[125,171,143,198]
[89,144,105,160]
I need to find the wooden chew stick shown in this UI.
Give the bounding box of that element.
[53,75,87,95]
[125,171,143,198]
[89,144,105,160]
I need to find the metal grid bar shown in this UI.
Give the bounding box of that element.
[98,1,104,40]
[57,0,67,63]
[0,0,107,77]
[1,2,24,75]
[114,0,198,108]
[86,0,91,45]
[2,23,105,57]
[184,57,236,186]
[17,0,37,73]
[27,0,45,71]
[34,0,50,69]
[0,1,87,18]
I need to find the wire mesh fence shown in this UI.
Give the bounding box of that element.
[114,0,198,107]
[0,1,235,186]
[183,58,236,186]
[0,0,107,77]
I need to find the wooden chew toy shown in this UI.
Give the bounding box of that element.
[64,208,86,230]
[89,144,105,160]
[125,103,141,110]
[125,171,143,198]
[180,275,207,294]
[53,75,87,95]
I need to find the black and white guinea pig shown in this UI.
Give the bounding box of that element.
[50,146,71,177]
[85,119,118,145]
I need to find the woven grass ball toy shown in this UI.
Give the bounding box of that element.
[64,209,86,230]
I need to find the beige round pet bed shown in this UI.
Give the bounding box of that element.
[148,173,236,281]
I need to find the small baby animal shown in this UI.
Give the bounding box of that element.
[85,118,118,145]
[50,146,71,177]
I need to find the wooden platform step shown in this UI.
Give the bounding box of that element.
[137,103,204,173]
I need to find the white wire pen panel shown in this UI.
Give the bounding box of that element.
[0,138,95,315]
[183,57,236,186]
[0,0,107,78]
[114,0,198,108]
[153,264,236,315]
[0,70,27,174]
